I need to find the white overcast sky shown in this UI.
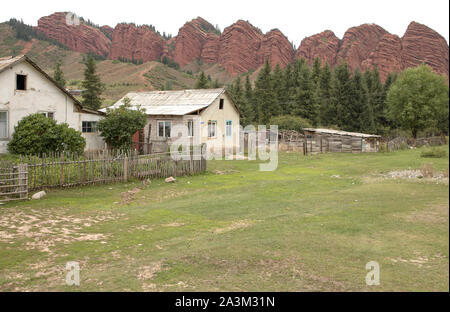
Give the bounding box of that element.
[1,0,449,45]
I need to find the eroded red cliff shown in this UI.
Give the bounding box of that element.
[37,12,111,57]
[109,23,165,62]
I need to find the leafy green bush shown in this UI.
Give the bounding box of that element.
[269,115,312,133]
[98,97,147,150]
[420,146,447,158]
[7,114,86,155]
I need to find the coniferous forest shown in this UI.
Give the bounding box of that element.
[226,58,449,138]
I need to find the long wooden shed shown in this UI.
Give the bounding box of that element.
[303,128,381,154]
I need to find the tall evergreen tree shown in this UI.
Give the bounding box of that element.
[311,57,321,86]
[271,64,284,118]
[318,62,332,126]
[212,78,221,88]
[280,63,294,114]
[364,67,385,133]
[53,62,66,88]
[195,71,209,89]
[330,62,352,127]
[348,69,373,132]
[295,64,316,123]
[81,55,105,110]
[254,60,274,124]
[243,75,255,125]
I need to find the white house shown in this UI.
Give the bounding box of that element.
[103,88,240,154]
[0,55,105,153]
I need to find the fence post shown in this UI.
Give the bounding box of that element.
[60,153,65,186]
[18,163,28,199]
[123,156,128,182]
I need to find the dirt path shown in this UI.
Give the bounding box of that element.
[137,62,158,89]
[20,39,35,55]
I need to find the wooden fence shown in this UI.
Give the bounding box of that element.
[386,136,447,151]
[0,150,206,202]
[0,160,28,202]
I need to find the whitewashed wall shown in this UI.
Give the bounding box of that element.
[0,61,104,153]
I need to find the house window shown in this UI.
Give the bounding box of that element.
[82,121,98,133]
[16,74,26,90]
[41,112,54,119]
[0,111,8,139]
[219,99,224,110]
[226,120,232,137]
[187,119,194,137]
[158,121,171,137]
[208,120,217,138]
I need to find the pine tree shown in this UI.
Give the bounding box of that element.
[195,71,209,89]
[280,63,294,114]
[212,79,220,88]
[254,60,274,124]
[330,62,352,128]
[295,64,315,122]
[364,67,385,133]
[53,62,66,88]
[348,69,373,132]
[243,75,255,125]
[311,57,321,86]
[318,62,332,126]
[271,64,283,118]
[81,55,105,110]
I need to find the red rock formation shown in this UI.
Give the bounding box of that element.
[261,29,295,68]
[337,24,388,71]
[172,17,216,66]
[296,30,340,66]
[401,21,449,78]
[217,20,264,74]
[37,12,111,56]
[200,33,220,63]
[173,19,294,72]
[35,12,449,79]
[109,23,165,62]
[362,33,404,81]
[100,25,114,39]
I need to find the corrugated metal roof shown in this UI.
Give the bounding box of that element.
[101,88,226,115]
[303,128,381,138]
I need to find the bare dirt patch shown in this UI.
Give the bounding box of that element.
[383,169,448,183]
[389,253,446,268]
[214,220,255,234]
[0,208,122,253]
[163,222,185,227]
[138,261,166,291]
[212,169,239,175]
[403,204,449,224]
[121,187,142,205]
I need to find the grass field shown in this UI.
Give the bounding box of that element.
[0,146,448,291]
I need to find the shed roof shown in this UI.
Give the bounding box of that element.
[101,88,232,115]
[303,128,381,138]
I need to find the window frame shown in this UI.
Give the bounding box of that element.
[16,74,27,91]
[225,120,232,137]
[187,119,194,137]
[157,120,172,138]
[208,120,217,138]
[0,111,8,139]
[82,121,98,133]
[40,111,55,119]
